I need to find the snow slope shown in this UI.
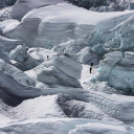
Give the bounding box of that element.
[1,70,134,122]
[1,1,134,133]
[10,0,65,20]
[4,3,134,48]
[25,55,82,88]
[0,118,130,134]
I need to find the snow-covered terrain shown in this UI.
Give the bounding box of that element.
[1,0,134,134]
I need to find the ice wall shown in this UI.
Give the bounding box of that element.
[95,51,134,93]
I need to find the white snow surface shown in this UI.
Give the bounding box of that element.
[10,0,65,20]
[1,1,134,134]
[4,3,134,48]
[23,3,134,25]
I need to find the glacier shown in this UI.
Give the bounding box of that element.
[1,0,134,134]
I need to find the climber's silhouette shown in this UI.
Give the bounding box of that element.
[47,55,49,59]
[90,63,93,74]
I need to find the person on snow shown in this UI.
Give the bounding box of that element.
[90,63,93,74]
[47,55,49,59]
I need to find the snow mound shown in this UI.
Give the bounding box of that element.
[0,118,129,134]
[95,51,134,93]
[52,40,99,64]
[25,55,82,88]
[10,95,66,119]
[0,19,19,34]
[4,3,134,48]
[69,122,128,134]
[10,0,65,20]
[0,59,47,88]
[59,98,122,123]
[0,94,66,126]
[1,70,134,121]
[15,47,57,71]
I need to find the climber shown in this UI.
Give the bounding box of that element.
[90,63,93,74]
[0,28,3,35]
[47,55,49,59]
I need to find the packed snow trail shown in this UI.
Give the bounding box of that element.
[81,64,98,88]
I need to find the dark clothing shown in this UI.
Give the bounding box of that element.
[90,67,92,74]
[90,65,93,74]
